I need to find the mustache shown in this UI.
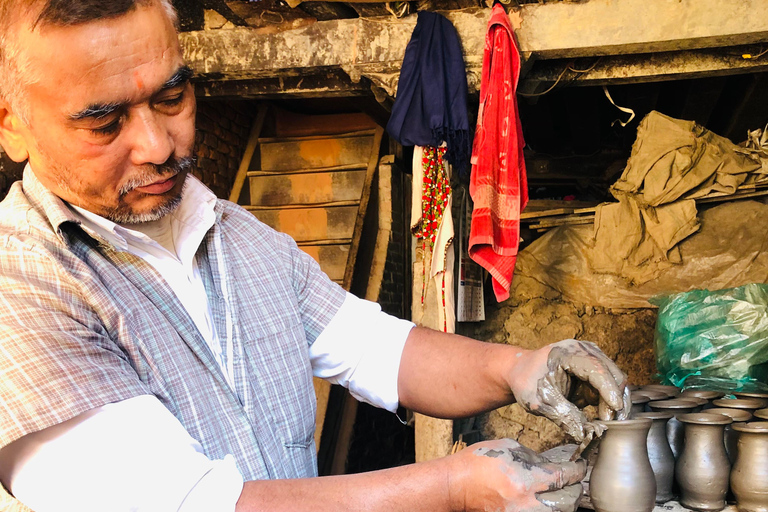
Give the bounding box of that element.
[119,156,195,196]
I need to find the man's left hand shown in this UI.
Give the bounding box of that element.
[507,339,631,443]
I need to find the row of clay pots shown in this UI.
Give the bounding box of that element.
[591,385,768,512]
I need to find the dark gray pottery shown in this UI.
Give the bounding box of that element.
[755,408,768,420]
[630,393,651,416]
[733,392,768,402]
[589,418,656,512]
[708,408,753,465]
[641,384,680,398]
[731,422,768,512]
[712,398,768,411]
[635,412,675,503]
[648,398,700,459]
[676,413,733,512]
[681,390,724,410]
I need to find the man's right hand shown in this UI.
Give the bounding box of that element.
[446,439,586,512]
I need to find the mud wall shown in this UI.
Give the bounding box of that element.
[465,272,658,452]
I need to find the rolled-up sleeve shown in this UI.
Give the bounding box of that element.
[309,292,414,412]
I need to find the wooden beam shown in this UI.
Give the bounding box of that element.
[511,0,768,60]
[180,2,768,97]
[520,47,768,92]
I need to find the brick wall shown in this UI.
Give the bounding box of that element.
[378,164,410,319]
[193,100,255,198]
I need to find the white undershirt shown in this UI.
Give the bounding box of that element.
[0,173,414,511]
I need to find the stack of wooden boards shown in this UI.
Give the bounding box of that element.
[521,182,768,233]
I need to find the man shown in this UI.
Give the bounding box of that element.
[0,1,630,511]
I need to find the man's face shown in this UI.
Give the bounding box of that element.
[0,1,196,223]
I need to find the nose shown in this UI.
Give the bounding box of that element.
[127,107,175,166]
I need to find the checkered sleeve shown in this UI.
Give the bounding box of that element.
[0,237,150,449]
[285,234,346,345]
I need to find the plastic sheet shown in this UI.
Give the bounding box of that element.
[650,283,768,391]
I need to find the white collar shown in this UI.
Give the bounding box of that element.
[68,174,217,266]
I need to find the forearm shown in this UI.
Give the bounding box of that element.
[236,457,454,512]
[396,326,526,418]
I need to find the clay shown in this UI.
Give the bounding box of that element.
[755,408,768,420]
[712,398,768,411]
[733,392,768,401]
[509,339,629,444]
[708,408,753,465]
[635,412,675,503]
[731,421,768,512]
[633,389,669,402]
[648,399,701,459]
[676,413,733,512]
[681,390,726,401]
[589,418,656,512]
[641,385,680,398]
[630,394,651,416]
[537,483,583,512]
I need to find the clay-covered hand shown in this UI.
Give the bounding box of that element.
[507,339,630,443]
[448,438,587,512]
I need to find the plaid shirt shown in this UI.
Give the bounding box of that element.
[0,170,345,511]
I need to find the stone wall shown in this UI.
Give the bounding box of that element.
[193,99,255,198]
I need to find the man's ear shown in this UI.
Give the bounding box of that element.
[0,100,30,162]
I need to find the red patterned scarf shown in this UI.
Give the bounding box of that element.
[468,3,528,302]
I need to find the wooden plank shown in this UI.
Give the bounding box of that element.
[520,207,574,221]
[696,188,768,204]
[249,205,358,242]
[248,163,366,175]
[299,244,350,281]
[245,200,359,210]
[531,215,596,230]
[249,169,367,206]
[523,199,600,211]
[260,134,375,172]
[342,126,384,290]
[228,103,269,203]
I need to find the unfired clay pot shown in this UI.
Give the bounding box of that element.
[731,421,768,512]
[589,419,656,512]
[681,390,726,401]
[635,412,675,503]
[648,398,700,459]
[641,384,680,398]
[755,408,768,420]
[708,408,753,465]
[630,394,651,416]
[712,398,768,411]
[676,413,733,512]
[733,392,768,401]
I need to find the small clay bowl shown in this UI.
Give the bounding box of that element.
[641,384,680,398]
[712,398,768,411]
[630,394,651,416]
[677,412,734,426]
[732,421,768,433]
[707,407,753,423]
[627,384,640,391]
[682,396,709,408]
[680,389,725,401]
[754,408,768,421]
[633,389,669,402]
[648,398,702,411]
[733,391,768,401]
[634,411,674,421]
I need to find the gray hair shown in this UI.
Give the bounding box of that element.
[0,0,178,123]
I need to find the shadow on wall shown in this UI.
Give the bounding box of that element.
[0,151,25,200]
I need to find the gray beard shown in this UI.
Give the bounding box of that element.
[106,178,187,224]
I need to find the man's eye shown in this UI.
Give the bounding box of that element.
[161,94,184,106]
[90,119,121,136]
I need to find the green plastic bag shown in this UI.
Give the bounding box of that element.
[650,283,768,391]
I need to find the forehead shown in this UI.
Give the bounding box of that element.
[17,2,183,113]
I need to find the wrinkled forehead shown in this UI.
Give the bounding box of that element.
[16,2,184,112]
